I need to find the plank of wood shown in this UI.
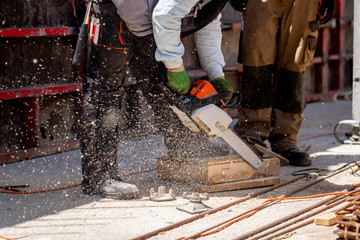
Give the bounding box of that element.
[191,176,280,193]
[157,155,280,185]
[314,212,343,226]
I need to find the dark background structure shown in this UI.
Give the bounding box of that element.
[0,0,355,164]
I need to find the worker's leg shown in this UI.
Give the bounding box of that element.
[80,2,139,199]
[234,65,273,149]
[268,69,311,166]
[234,0,281,150]
[268,0,318,166]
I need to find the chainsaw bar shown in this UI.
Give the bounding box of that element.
[191,104,263,169]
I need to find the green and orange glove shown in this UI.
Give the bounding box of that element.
[211,77,234,103]
[166,65,190,95]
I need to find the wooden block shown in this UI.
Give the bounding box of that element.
[192,176,280,193]
[157,155,280,185]
[314,212,343,226]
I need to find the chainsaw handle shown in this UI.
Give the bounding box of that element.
[220,92,242,109]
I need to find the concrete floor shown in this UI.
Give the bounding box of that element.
[1,99,360,240]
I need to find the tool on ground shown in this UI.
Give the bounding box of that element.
[72,0,93,66]
[170,80,263,170]
[254,144,290,164]
[334,120,360,144]
[176,192,212,214]
[149,186,176,202]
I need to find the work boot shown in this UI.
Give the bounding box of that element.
[82,179,140,200]
[276,148,311,166]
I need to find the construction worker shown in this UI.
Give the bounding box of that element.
[230,0,335,166]
[72,0,233,199]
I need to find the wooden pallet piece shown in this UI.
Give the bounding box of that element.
[191,176,280,193]
[314,212,343,226]
[157,155,280,185]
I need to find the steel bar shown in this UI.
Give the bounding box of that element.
[249,194,350,240]
[260,195,349,240]
[353,0,360,121]
[258,189,360,240]
[181,169,323,240]
[131,174,310,240]
[234,194,342,240]
[183,162,359,239]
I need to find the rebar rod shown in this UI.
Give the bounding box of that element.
[260,195,350,240]
[184,162,359,239]
[234,194,342,240]
[131,173,310,240]
[252,194,350,240]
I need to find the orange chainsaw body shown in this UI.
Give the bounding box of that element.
[190,80,218,99]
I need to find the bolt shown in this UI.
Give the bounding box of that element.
[215,121,226,132]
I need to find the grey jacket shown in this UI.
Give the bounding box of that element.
[111,0,158,36]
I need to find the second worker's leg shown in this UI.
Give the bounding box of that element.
[269,68,311,166]
[234,65,274,153]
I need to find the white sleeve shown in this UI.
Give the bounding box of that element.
[152,0,199,69]
[194,14,225,80]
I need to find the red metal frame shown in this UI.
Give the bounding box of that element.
[0,140,80,165]
[0,83,82,100]
[0,83,83,164]
[24,97,40,149]
[0,27,78,37]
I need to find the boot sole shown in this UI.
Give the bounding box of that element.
[100,191,140,200]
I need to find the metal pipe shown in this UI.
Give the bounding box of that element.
[353,0,360,121]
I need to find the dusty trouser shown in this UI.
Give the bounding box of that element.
[234,0,319,162]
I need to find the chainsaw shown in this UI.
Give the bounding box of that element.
[167,80,263,170]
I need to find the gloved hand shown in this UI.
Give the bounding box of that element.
[211,77,234,103]
[230,0,248,12]
[166,65,190,95]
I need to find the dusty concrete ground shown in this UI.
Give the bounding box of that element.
[1,99,360,240]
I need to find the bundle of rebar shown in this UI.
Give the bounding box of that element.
[334,193,360,239]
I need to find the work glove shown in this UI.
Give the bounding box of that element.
[211,77,234,103]
[317,0,335,25]
[166,65,190,95]
[230,0,248,12]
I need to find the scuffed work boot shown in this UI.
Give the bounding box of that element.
[82,179,140,200]
[276,148,311,166]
